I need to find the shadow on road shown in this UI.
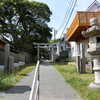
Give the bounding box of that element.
[5,85,31,94]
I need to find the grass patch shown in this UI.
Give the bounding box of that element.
[55,64,100,100]
[0,64,35,90]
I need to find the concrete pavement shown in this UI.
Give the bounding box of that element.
[40,62,82,100]
[0,72,34,100]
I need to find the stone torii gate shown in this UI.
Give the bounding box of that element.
[33,43,57,62]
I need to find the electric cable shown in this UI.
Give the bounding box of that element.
[57,0,74,32]
[59,0,77,39]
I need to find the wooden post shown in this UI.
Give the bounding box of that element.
[76,42,86,73]
[76,42,81,73]
[80,42,86,73]
[91,60,94,73]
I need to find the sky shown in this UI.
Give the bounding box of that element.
[32,0,100,39]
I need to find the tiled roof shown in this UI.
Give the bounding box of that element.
[87,0,100,11]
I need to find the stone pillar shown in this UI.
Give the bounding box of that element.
[4,44,10,74]
[89,56,100,88]
[9,56,14,73]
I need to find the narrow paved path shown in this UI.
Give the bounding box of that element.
[0,61,82,100]
[40,62,82,100]
[0,71,34,100]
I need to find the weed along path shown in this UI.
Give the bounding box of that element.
[0,71,34,100]
[40,61,82,100]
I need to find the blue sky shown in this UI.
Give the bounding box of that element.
[33,0,100,38]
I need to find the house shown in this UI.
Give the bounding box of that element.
[87,0,100,11]
[37,36,71,62]
[67,0,100,73]
[67,0,100,65]
[51,37,71,62]
[66,0,100,88]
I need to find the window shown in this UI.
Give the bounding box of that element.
[96,37,100,43]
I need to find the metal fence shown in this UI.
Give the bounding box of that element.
[29,60,40,100]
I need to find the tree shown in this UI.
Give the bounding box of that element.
[0,0,52,53]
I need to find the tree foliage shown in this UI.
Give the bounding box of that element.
[0,0,52,52]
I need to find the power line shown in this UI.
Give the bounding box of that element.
[60,0,77,38]
[59,0,77,39]
[53,0,74,39]
[57,0,74,32]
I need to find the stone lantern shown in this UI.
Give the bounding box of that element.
[82,18,100,88]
